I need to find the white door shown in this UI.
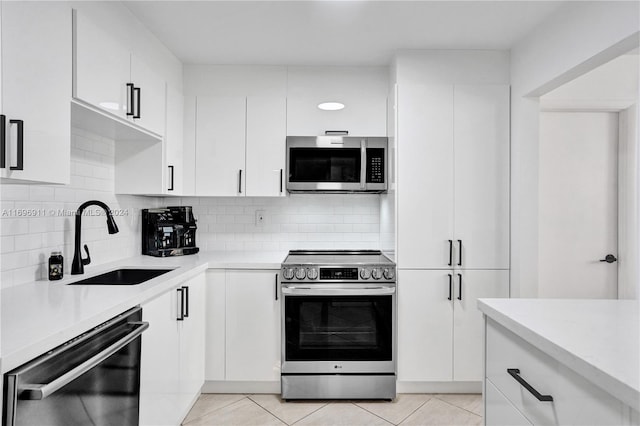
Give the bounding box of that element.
[246,97,286,196]
[452,269,509,381]
[1,2,71,184]
[195,96,246,196]
[225,270,281,381]
[397,84,455,269]
[454,85,510,269]
[397,270,453,381]
[165,84,184,194]
[538,112,619,298]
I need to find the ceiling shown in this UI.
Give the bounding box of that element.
[124,1,567,66]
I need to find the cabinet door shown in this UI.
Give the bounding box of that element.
[74,8,130,119]
[246,97,286,197]
[485,379,532,426]
[397,270,453,381]
[130,54,166,136]
[204,270,226,381]
[179,274,206,412]
[1,2,71,184]
[140,289,181,426]
[165,84,184,194]
[454,85,510,269]
[225,270,281,381]
[453,270,509,381]
[195,96,246,196]
[396,84,454,269]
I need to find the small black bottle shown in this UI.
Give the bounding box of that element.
[48,251,64,281]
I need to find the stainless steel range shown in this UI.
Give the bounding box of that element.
[280,250,396,400]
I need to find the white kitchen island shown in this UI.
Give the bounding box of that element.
[478,298,640,426]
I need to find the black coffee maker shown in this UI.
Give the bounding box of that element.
[142,206,199,257]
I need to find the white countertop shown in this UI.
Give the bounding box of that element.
[1,250,287,373]
[478,298,640,412]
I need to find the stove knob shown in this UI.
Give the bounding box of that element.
[372,268,383,280]
[282,268,294,280]
[360,268,372,280]
[307,268,318,280]
[383,268,395,280]
[295,268,306,280]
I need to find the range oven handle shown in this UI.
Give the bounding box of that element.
[17,321,149,400]
[281,285,396,296]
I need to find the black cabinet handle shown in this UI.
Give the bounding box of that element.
[507,368,553,402]
[126,83,134,116]
[457,273,462,300]
[1,115,6,169]
[176,288,184,321]
[447,274,452,301]
[10,119,23,171]
[457,240,462,266]
[133,86,141,119]
[275,274,278,301]
[280,169,283,193]
[448,240,453,266]
[182,285,189,318]
[238,169,243,194]
[168,165,174,191]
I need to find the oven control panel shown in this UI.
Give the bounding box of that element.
[280,265,396,282]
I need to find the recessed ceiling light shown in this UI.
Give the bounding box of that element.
[318,102,345,111]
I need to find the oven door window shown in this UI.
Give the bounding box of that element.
[285,295,393,361]
[288,148,361,183]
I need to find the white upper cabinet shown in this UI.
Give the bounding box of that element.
[1,1,71,184]
[195,96,246,196]
[453,85,510,269]
[397,84,454,269]
[195,96,287,197]
[246,97,286,197]
[165,84,185,195]
[74,8,130,120]
[130,55,166,136]
[73,8,165,136]
[396,83,510,270]
[286,95,387,136]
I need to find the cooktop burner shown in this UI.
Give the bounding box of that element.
[281,250,396,283]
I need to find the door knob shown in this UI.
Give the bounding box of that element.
[599,254,617,263]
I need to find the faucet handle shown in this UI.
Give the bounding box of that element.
[82,244,91,266]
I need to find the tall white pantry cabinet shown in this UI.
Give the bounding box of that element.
[396,83,510,385]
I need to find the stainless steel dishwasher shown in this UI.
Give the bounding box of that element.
[3,307,149,426]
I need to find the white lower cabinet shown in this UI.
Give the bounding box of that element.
[140,274,205,426]
[398,269,508,383]
[205,269,281,386]
[485,380,532,426]
[485,318,627,425]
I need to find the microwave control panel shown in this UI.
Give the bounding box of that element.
[366,148,385,183]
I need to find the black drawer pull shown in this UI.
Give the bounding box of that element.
[447,274,452,301]
[448,240,453,266]
[507,368,553,402]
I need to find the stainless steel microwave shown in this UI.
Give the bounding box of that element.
[286,136,388,193]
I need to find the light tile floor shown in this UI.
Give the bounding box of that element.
[182,393,482,426]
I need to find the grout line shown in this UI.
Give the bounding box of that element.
[432,395,483,419]
[350,402,395,425]
[183,395,249,425]
[395,396,433,425]
[246,398,289,426]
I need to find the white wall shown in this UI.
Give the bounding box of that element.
[510,1,639,297]
[0,128,160,289]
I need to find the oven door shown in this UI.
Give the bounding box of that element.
[281,284,396,374]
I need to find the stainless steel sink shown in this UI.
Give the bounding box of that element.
[68,268,173,285]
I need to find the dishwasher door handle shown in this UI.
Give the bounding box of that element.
[18,321,149,400]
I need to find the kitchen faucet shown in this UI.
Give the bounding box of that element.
[71,200,119,275]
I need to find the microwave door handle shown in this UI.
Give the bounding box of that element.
[360,139,367,189]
